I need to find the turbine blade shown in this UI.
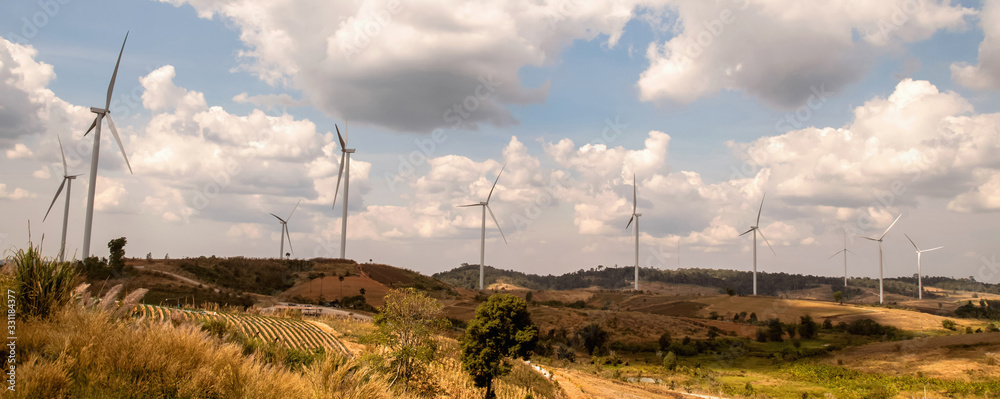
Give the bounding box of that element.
[924,246,943,252]
[487,163,506,203]
[878,214,902,240]
[285,224,294,255]
[270,213,285,223]
[846,249,858,255]
[44,179,67,222]
[287,199,301,220]
[828,249,844,260]
[458,204,481,207]
[632,174,637,213]
[904,233,919,251]
[335,124,346,149]
[739,228,754,237]
[758,228,776,255]
[57,135,68,176]
[857,235,878,242]
[756,192,766,226]
[105,115,133,174]
[106,32,128,110]
[84,117,98,137]
[332,153,346,209]
[487,204,507,244]
[626,215,634,230]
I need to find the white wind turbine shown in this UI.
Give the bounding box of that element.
[44,136,83,263]
[739,193,774,296]
[331,124,355,259]
[857,214,901,305]
[625,174,641,291]
[459,163,507,290]
[827,231,856,287]
[904,233,942,300]
[81,32,133,259]
[270,200,301,259]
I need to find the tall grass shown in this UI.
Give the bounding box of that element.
[8,241,78,319]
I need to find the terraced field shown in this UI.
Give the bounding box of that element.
[133,304,350,355]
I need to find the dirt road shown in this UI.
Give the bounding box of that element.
[549,366,731,399]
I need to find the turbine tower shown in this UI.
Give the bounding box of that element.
[904,233,942,300]
[332,124,355,259]
[827,231,855,287]
[739,193,774,296]
[81,32,133,259]
[270,200,300,259]
[625,174,641,291]
[459,163,507,290]
[858,214,901,305]
[44,136,83,262]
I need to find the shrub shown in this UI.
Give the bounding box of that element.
[662,351,678,371]
[942,319,957,330]
[577,323,609,355]
[658,332,672,351]
[11,242,79,319]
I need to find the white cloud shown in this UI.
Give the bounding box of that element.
[227,223,263,240]
[952,0,1000,89]
[5,143,33,159]
[948,168,1000,213]
[158,0,643,132]
[94,176,127,212]
[638,0,973,107]
[0,184,34,200]
[32,165,50,179]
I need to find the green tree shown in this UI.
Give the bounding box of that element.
[460,294,538,399]
[367,288,447,387]
[767,319,784,342]
[577,323,609,355]
[833,291,843,305]
[942,319,957,330]
[657,332,672,352]
[108,237,127,275]
[799,314,818,340]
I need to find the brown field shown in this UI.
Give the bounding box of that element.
[282,274,390,307]
[826,332,1000,381]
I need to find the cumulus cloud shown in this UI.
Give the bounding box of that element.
[0,38,90,148]
[5,143,33,159]
[952,0,1000,89]
[638,0,973,108]
[158,0,643,132]
[948,169,1000,212]
[0,184,34,200]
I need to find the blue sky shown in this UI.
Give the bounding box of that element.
[2,0,1000,285]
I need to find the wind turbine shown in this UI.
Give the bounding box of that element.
[459,163,507,290]
[81,32,133,259]
[857,214,901,304]
[625,174,641,291]
[331,124,355,259]
[827,231,856,287]
[739,193,774,296]
[44,136,83,262]
[904,233,942,300]
[270,200,300,259]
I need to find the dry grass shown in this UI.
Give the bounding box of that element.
[825,332,1000,382]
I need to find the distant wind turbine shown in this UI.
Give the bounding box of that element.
[44,136,83,262]
[332,123,355,259]
[81,32,133,259]
[827,231,856,287]
[857,214,902,304]
[459,163,507,290]
[270,200,301,259]
[739,193,774,296]
[625,174,641,291]
[904,233,942,300]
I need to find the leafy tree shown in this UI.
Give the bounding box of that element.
[359,287,366,296]
[833,291,843,305]
[108,237,127,275]
[726,287,735,296]
[755,329,767,343]
[823,318,834,330]
[525,291,533,302]
[662,351,678,371]
[577,323,609,355]
[366,288,447,387]
[766,319,784,342]
[749,312,758,324]
[799,314,818,339]
[658,332,672,352]
[460,294,538,399]
[942,319,957,331]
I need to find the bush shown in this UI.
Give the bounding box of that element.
[577,323,609,355]
[846,319,900,338]
[823,318,834,330]
[11,242,79,319]
[799,314,818,339]
[662,351,678,371]
[942,319,957,330]
[658,332,672,351]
